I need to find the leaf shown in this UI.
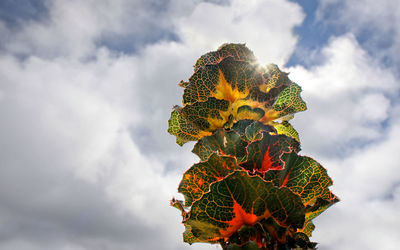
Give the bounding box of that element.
[264,153,339,236]
[299,197,339,237]
[296,221,315,239]
[185,170,305,243]
[271,83,307,120]
[192,120,275,163]
[227,225,258,246]
[183,57,289,106]
[194,43,256,72]
[170,198,186,216]
[227,241,260,250]
[169,44,307,145]
[273,121,300,143]
[192,120,299,174]
[291,232,317,249]
[179,97,231,131]
[183,224,202,244]
[242,132,300,174]
[258,217,291,244]
[236,105,266,122]
[264,153,337,206]
[243,120,276,142]
[179,154,240,206]
[192,125,249,164]
[167,109,212,146]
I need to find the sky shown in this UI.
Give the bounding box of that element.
[0,0,399,249]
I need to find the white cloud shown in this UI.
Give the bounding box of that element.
[176,0,304,65]
[131,0,305,160]
[0,0,199,58]
[288,34,398,157]
[0,0,307,249]
[311,121,400,250]
[2,0,399,249]
[0,46,208,249]
[317,0,400,68]
[288,34,400,249]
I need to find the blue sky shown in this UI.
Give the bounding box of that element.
[0,1,399,250]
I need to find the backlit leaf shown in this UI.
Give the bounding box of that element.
[192,127,248,163]
[185,170,305,243]
[264,153,337,205]
[183,224,201,244]
[272,83,307,120]
[273,121,300,142]
[264,153,339,236]
[168,110,211,146]
[299,197,339,237]
[192,120,276,163]
[194,43,256,72]
[226,241,260,250]
[242,132,300,174]
[179,97,230,131]
[297,221,315,238]
[168,44,307,145]
[179,154,240,206]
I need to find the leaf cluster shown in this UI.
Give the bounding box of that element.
[168,44,338,250]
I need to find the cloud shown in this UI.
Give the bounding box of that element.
[288,34,398,158]
[0,0,201,58]
[1,0,399,249]
[287,34,400,249]
[0,0,307,249]
[175,0,304,65]
[311,120,400,250]
[316,0,400,70]
[0,39,207,249]
[0,50,182,250]
[130,0,305,160]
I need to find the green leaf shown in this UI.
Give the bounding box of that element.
[264,153,337,206]
[299,198,339,237]
[291,232,317,249]
[243,120,275,142]
[183,224,201,244]
[242,132,299,174]
[299,221,315,238]
[194,43,256,72]
[273,121,300,143]
[272,83,307,119]
[227,241,260,250]
[192,120,276,163]
[169,44,307,145]
[170,198,185,215]
[185,170,305,243]
[192,126,248,164]
[236,105,266,122]
[179,154,240,206]
[179,97,230,131]
[167,109,212,146]
[264,153,339,236]
[183,57,288,106]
